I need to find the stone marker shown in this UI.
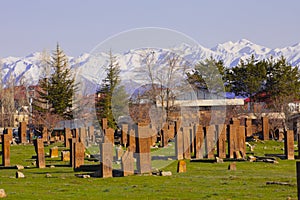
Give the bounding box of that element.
[194,125,204,159]
[205,126,215,159]
[104,128,114,144]
[128,129,136,152]
[72,128,79,142]
[182,127,191,159]
[136,124,152,174]
[34,138,45,168]
[262,117,269,140]
[74,142,85,169]
[217,124,226,159]
[61,150,70,162]
[19,121,27,144]
[245,118,253,137]
[16,171,25,178]
[121,124,128,146]
[177,160,186,173]
[79,127,87,144]
[284,130,294,160]
[50,146,59,158]
[228,124,237,159]
[2,134,10,166]
[175,129,184,160]
[88,126,95,143]
[100,142,113,178]
[4,128,13,143]
[228,162,236,171]
[121,150,134,176]
[116,145,124,161]
[69,138,76,168]
[238,125,246,158]
[64,128,72,148]
[160,128,169,147]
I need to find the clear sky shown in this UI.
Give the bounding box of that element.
[0,0,299,57]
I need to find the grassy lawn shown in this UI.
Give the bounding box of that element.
[0,140,298,199]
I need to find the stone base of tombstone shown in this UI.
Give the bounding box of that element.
[61,151,70,161]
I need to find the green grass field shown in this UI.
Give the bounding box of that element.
[0,140,298,199]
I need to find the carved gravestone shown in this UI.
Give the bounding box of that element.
[74,142,85,169]
[88,126,95,143]
[4,128,13,143]
[69,138,77,168]
[160,128,169,147]
[79,127,87,144]
[205,125,216,159]
[182,127,191,159]
[64,128,72,148]
[245,118,253,137]
[175,129,184,160]
[116,145,124,161]
[121,124,128,146]
[2,134,10,166]
[34,138,45,168]
[136,124,151,174]
[121,150,134,176]
[238,126,246,158]
[284,130,294,160]
[50,146,59,158]
[217,124,226,159]
[228,124,237,159]
[61,150,70,162]
[262,117,269,140]
[19,121,27,144]
[194,124,204,159]
[128,129,136,152]
[104,128,114,144]
[100,142,113,178]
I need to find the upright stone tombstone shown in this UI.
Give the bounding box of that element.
[72,128,79,142]
[50,146,59,158]
[1,134,10,166]
[205,125,216,159]
[104,128,114,144]
[121,150,134,176]
[74,142,85,169]
[42,127,48,142]
[64,128,72,148]
[100,142,113,178]
[79,127,87,145]
[160,128,169,147]
[19,121,27,144]
[284,130,294,160]
[182,127,191,159]
[238,126,246,158]
[34,138,45,168]
[175,129,184,160]
[168,124,175,139]
[245,118,253,137]
[228,124,237,159]
[88,126,95,143]
[4,128,13,143]
[217,124,226,159]
[262,117,269,140]
[128,129,136,152]
[194,124,204,159]
[136,124,152,174]
[121,124,128,146]
[69,138,77,168]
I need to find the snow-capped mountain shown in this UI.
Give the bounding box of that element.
[2,39,300,95]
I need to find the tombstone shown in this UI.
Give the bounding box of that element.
[79,127,87,145]
[228,162,236,171]
[194,124,204,159]
[104,128,114,144]
[121,124,128,146]
[102,118,108,130]
[230,118,240,126]
[50,146,59,158]
[205,126,215,159]
[64,128,72,148]
[72,128,79,142]
[238,126,246,158]
[168,124,175,139]
[217,124,226,159]
[88,126,95,143]
[19,121,27,144]
[121,150,134,176]
[228,124,237,159]
[245,118,253,137]
[160,128,169,147]
[136,124,152,174]
[4,128,13,143]
[182,127,191,159]
[100,142,113,178]
[34,138,45,168]
[116,145,124,161]
[1,134,10,166]
[128,129,136,152]
[42,126,48,142]
[69,138,77,168]
[74,142,85,169]
[297,162,300,200]
[175,129,184,160]
[284,130,294,160]
[61,151,70,162]
[177,160,186,173]
[262,117,269,140]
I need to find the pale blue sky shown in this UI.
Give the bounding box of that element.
[0,0,299,57]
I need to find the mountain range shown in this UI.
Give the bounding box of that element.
[2,39,300,95]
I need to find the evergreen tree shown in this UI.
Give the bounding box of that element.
[34,44,76,120]
[96,51,127,129]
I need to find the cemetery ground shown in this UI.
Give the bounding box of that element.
[0,140,297,200]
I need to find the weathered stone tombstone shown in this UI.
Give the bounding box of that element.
[228,124,237,159]
[128,129,136,152]
[136,123,152,174]
[4,128,13,143]
[61,150,70,162]
[104,128,114,144]
[284,130,294,160]
[121,124,128,146]
[100,142,113,178]
[262,117,269,140]
[245,118,253,137]
[34,138,45,168]
[19,121,27,144]
[88,126,95,144]
[182,127,191,159]
[205,125,216,159]
[194,124,204,159]
[121,150,134,176]
[238,125,246,158]
[71,128,79,142]
[69,138,77,168]
[42,126,48,143]
[160,128,169,148]
[64,128,72,148]
[216,124,226,159]
[74,142,85,170]
[1,134,10,166]
[175,129,184,160]
[79,127,87,145]
[116,145,124,161]
[50,146,59,158]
